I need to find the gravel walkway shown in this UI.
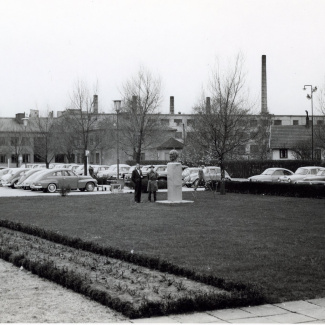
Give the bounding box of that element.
[0,259,128,323]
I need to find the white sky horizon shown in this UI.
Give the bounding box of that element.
[1,0,325,118]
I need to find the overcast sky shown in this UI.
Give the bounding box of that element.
[1,0,325,117]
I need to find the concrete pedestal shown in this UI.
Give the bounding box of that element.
[167,162,182,202]
[156,162,193,205]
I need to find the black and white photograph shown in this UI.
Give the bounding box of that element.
[0,0,325,323]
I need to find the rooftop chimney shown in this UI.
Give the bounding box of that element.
[206,97,211,114]
[305,110,310,128]
[170,96,174,114]
[15,113,26,124]
[93,95,98,114]
[261,55,268,114]
[132,96,137,111]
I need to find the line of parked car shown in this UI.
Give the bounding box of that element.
[2,163,322,195]
[0,165,98,193]
[248,166,325,185]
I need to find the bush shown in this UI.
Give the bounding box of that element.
[225,181,325,198]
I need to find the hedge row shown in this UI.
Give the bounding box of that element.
[224,181,325,198]
[0,219,266,316]
[222,160,325,178]
[127,159,325,178]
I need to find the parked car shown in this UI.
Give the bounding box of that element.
[296,168,325,185]
[154,165,168,179]
[23,163,46,169]
[15,168,44,189]
[2,168,30,188]
[97,164,130,179]
[248,168,293,182]
[1,168,24,185]
[0,168,11,180]
[182,167,199,187]
[30,168,97,193]
[21,169,51,190]
[278,166,323,183]
[184,166,231,188]
[93,165,111,177]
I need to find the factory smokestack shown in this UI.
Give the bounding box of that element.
[93,95,98,114]
[261,55,268,114]
[170,96,174,114]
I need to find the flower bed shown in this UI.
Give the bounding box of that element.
[0,220,266,319]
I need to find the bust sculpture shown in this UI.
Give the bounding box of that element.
[169,149,179,162]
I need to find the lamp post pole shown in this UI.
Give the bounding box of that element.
[303,85,317,160]
[21,116,29,167]
[113,100,122,180]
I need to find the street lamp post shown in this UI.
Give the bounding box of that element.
[113,100,122,180]
[303,85,317,160]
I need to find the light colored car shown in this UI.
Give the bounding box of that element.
[182,167,199,187]
[248,168,293,182]
[184,166,231,188]
[98,164,130,179]
[0,168,11,180]
[296,168,325,185]
[23,163,46,169]
[1,168,24,185]
[94,165,111,177]
[2,168,30,188]
[30,168,97,193]
[278,166,323,184]
[21,169,51,190]
[15,168,44,189]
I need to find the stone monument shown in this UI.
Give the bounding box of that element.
[167,150,182,202]
[156,149,193,204]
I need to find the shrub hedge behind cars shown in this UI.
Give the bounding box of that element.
[224,181,325,198]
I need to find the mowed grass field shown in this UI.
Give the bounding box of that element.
[1,190,324,303]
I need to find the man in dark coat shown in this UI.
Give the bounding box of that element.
[131,163,143,203]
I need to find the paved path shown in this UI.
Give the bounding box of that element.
[1,259,325,323]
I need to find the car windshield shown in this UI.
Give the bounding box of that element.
[261,169,274,175]
[120,167,130,172]
[295,168,308,175]
[190,169,199,174]
[317,170,325,176]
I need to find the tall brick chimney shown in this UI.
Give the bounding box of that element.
[132,96,137,111]
[170,96,174,114]
[206,97,211,114]
[261,55,268,114]
[93,95,98,114]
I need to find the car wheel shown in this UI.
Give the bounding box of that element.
[85,182,95,192]
[10,181,17,189]
[47,183,57,193]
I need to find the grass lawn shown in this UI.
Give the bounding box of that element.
[0,190,324,303]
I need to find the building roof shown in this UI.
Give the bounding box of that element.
[157,137,184,150]
[270,125,313,149]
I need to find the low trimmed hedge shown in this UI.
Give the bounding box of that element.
[225,181,325,198]
[0,219,266,318]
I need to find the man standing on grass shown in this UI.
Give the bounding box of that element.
[131,163,143,203]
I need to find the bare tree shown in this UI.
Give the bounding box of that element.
[62,81,113,174]
[291,139,313,160]
[29,111,57,168]
[188,55,255,194]
[119,67,164,162]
